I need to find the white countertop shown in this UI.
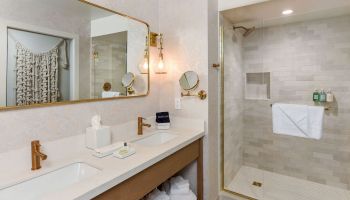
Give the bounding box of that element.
[0,117,205,200]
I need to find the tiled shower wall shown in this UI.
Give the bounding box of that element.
[242,15,350,189]
[222,16,244,186]
[91,32,127,98]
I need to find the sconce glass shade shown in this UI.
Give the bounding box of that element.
[155,56,167,74]
[155,33,167,74]
[140,36,149,74]
[140,57,149,74]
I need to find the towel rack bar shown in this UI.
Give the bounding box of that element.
[270,103,329,110]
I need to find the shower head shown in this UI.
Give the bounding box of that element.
[233,26,255,37]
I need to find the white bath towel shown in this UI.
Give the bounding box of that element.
[272,103,324,139]
[170,176,190,194]
[169,190,197,200]
[102,91,120,98]
[147,189,170,200]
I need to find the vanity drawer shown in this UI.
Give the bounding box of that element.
[93,139,203,200]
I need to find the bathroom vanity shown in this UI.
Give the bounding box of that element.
[0,117,204,200]
[94,138,203,200]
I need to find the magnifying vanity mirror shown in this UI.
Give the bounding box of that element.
[122,72,136,95]
[179,71,199,91]
[179,71,207,100]
[0,0,150,111]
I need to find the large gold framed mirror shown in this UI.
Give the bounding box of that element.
[0,0,150,111]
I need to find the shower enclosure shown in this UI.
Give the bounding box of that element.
[220,0,350,199]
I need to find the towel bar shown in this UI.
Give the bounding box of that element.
[270,103,329,110]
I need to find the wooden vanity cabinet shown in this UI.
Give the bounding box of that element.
[93,138,203,200]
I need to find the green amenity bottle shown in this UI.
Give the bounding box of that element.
[313,89,319,102]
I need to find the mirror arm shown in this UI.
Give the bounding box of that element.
[181,90,207,100]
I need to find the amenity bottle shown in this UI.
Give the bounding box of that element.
[313,89,319,102]
[326,90,334,102]
[319,89,326,102]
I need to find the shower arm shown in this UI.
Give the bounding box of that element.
[233,26,249,31]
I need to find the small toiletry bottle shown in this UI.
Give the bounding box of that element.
[319,89,326,102]
[313,89,319,102]
[326,89,334,102]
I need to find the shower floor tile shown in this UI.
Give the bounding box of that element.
[227,166,350,200]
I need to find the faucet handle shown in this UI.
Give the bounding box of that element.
[138,116,147,121]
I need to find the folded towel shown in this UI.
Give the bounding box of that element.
[272,103,324,139]
[307,105,324,139]
[147,189,170,200]
[169,190,196,200]
[170,176,189,188]
[102,91,120,98]
[170,176,190,194]
[92,142,124,158]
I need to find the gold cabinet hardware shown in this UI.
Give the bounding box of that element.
[212,63,220,68]
[181,90,207,100]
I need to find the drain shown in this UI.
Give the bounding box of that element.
[252,181,262,187]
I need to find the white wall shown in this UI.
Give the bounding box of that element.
[158,0,219,199]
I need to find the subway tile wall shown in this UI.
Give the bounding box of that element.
[242,15,350,189]
[222,16,245,187]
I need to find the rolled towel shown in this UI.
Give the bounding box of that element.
[147,189,170,200]
[170,176,190,195]
[170,190,196,200]
[171,176,190,188]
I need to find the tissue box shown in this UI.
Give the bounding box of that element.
[86,126,111,149]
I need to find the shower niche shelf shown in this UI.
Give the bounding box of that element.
[245,72,270,100]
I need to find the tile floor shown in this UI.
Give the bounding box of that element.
[227,166,350,200]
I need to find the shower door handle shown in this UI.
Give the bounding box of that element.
[212,63,220,68]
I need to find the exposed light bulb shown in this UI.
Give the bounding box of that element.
[143,58,149,70]
[158,59,164,70]
[282,9,293,15]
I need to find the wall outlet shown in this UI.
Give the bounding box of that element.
[175,98,182,110]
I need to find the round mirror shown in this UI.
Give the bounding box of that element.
[179,71,199,91]
[122,72,135,88]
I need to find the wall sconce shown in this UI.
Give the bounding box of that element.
[150,32,167,74]
[155,34,166,74]
[139,36,149,74]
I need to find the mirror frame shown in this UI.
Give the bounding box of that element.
[0,0,150,111]
[179,71,200,91]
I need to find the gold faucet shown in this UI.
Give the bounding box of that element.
[31,140,47,170]
[138,117,151,135]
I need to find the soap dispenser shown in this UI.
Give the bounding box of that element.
[313,89,319,102]
[113,142,136,159]
[319,89,326,102]
[326,89,334,102]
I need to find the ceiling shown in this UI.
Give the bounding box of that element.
[218,0,269,11]
[221,0,350,28]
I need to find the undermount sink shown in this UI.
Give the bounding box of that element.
[0,162,100,200]
[132,132,177,146]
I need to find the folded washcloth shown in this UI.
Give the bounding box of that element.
[102,91,120,98]
[146,189,170,200]
[169,190,196,200]
[92,142,124,158]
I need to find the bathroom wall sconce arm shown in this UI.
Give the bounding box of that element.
[149,32,159,47]
[181,90,207,100]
